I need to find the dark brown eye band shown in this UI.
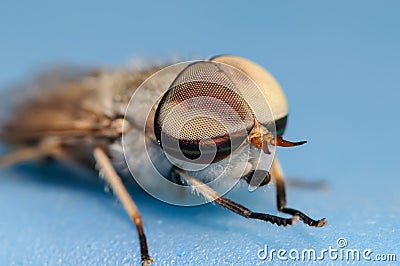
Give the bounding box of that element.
[158,129,251,164]
[261,115,288,137]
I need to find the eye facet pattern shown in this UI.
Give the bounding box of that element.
[154,61,263,164]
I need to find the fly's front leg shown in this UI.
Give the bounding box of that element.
[173,167,298,226]
[93,147,153,266]
[271,158,327,227]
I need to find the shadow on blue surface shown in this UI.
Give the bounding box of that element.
[0,159,339,265]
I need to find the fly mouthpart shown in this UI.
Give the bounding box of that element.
[248,121,307,153]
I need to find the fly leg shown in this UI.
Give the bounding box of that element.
[173,167,298,226]
[0,143,154,265]
[0,138,62,167]
[271,158,327,227]
[93,147,153,266]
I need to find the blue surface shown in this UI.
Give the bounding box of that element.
[1,1,399,265]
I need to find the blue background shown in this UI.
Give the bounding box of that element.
[0,1,399,265]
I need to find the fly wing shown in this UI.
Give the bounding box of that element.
[0,64,168,166]
[0,66,117,146]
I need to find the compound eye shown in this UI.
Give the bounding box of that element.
[154,61,256,165]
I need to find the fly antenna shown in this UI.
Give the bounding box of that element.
[274,137,307,147]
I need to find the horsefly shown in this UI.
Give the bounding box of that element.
[0,55,327,265]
